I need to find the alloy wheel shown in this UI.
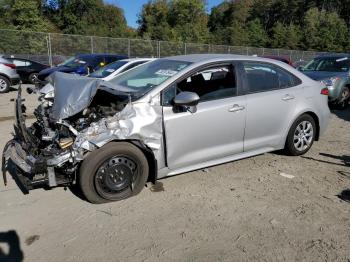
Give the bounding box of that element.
[0,78,8,92]
[293,121,314,152]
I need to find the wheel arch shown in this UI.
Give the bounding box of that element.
[285,110,320,144]
[0,73,10,82]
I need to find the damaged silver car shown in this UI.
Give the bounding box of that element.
[2,54,330,203]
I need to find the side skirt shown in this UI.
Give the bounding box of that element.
[157,147,277,179]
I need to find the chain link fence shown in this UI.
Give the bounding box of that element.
[0,29,337,66]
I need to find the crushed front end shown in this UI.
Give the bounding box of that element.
[2,72,162,194]
[2,87,79,193]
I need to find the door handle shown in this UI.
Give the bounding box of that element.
[282,94,295,101]
[228,104,245,112]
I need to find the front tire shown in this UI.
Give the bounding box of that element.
[0,76,10,93]
[79,142,149,204]
[285,114,316,156]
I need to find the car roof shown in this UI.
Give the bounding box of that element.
[4,57,40,63]
[165,54,277,64]
[315,54,350,59]
[119,58,156,63]
[77,53,127,58]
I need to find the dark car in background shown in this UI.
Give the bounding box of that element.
[5,57,49,84]
[37,53,128,81]
[300,55,350,109]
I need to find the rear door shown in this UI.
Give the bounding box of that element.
[162,62,246,170]
[240,61,303,151]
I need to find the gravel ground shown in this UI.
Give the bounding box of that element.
[0,86,349,262]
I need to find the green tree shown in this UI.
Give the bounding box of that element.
[303,8,349,52]
[246,18,269,47]
[45,0,130,37]
[168,0,209,43]
[137,0,174,41]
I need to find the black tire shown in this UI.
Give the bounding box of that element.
[28,73,38,84]
[78,142,149,204]
[336,87,349,110]
[0,75,10,93]
[284,114,316,156]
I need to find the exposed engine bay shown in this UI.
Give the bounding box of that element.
[2,72,162,193]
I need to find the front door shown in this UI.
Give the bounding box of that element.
[162,63,246,170]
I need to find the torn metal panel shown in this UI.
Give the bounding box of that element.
[74,101,164,160]
[47,72,136,120]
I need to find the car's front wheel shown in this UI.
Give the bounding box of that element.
[285,114,316,156]
[79,142,149,204]
[0,76,10,93]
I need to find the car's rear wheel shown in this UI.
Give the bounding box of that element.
[337,87,349,110]
[0,76,10,93]
[28,73,38,84]
[79,142,149,204]
[285,114,316,156]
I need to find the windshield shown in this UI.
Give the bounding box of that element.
[109,59,192,97]
[303,57,350,72]
[58,56,88,68]
[89,60,128,78]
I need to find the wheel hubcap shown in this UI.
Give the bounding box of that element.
[340,88,350,105]
[95,156,137,198]
[30,74,38,83]
[293,121,313,152]
[0,79,7,91]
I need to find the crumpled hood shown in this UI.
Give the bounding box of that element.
[303,70,348,81]
[47,72,136,121]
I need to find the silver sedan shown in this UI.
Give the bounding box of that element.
[3,54,330,203]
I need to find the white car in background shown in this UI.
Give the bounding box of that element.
[38,58,157,96]
[89,58,156,81]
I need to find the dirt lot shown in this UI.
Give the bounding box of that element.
[0,86,349,262]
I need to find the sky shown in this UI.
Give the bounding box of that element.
[104,0,224,28]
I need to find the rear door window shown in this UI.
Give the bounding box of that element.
[243,62,301,93]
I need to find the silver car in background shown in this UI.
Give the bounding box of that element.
[3,54,330,203]
[0,56,20,93]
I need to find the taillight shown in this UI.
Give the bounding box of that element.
[3,63,16,69]
[321,87,329,96]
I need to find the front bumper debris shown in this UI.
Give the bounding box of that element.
[2,86,72,193]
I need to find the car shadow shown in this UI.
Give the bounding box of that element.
[0,230,24,262]
[301,153,350,167]
[337,189,350,203]
[331,107,350,122]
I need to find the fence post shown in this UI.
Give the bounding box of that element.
[158,41,161,58]
[128,39,131,57]
[47,33,53,67]
[246,47,249,55]
[184,43,187,55]
[228,46,230,54]
[90,36,94,54]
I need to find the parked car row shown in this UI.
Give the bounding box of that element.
[2,52,349,110]
[3,53,331,203]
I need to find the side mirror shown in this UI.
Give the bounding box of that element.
[174,91,200,107]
